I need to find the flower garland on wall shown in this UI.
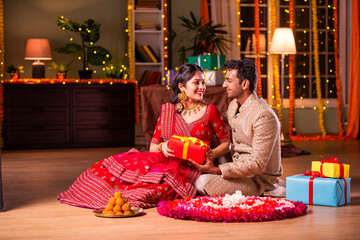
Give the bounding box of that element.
[0,0,4,147]
[311,0,326,137]
[270,0,281,121]
[254,0,262,97]
[288,0,295,136]
[127,0,135,80]
[334,0,344,137]
[292,1,346,140]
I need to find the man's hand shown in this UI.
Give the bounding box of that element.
[189,149,222,175]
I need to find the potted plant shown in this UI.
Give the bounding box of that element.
[103,62,129,79]
[177,12,230,64]
[55,16,112,79]
[47,61,72,79]
[6,64,24,79]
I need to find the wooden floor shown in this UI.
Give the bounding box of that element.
[1,140,360,239]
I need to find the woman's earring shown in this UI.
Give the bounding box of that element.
[178,90,187,102]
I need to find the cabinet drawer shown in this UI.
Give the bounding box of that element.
[5,125,70,148]
[72,85,134,107]
[72,106,134,125]
[6,107,69,126]
[4,85,69,107]
[72,125,134,146]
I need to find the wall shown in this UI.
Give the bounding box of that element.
[4,0,128,79]
[3,0,346,135]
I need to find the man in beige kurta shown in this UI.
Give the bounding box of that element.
[192,59,286,197]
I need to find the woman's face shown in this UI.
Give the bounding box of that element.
[180,70,206,102]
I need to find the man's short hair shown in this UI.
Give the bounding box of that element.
[222,59,258,92]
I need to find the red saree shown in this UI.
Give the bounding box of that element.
[58,103,229,209]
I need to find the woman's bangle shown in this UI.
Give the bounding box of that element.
[158,142,164,152]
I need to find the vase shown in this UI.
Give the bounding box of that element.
[78,70,92,79]
[10,73,20,80]
[57,73,66,80]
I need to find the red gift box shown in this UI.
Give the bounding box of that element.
[168,135,209,164]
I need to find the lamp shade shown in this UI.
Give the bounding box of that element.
[269,28,297,54]
[24,38,52,60]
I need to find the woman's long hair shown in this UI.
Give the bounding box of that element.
[169,63,204,105]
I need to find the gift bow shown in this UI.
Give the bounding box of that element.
[319,155,344,178]
[172,135,208,160]
[303,171,327,178]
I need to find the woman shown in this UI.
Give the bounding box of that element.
[58,64,230,209]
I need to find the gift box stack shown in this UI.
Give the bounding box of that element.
[163,54,226,87]
[167,135,209,164]
[286,156,350,207]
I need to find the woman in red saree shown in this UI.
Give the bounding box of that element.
[58,64,230,208]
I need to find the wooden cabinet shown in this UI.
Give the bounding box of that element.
[3,83,135,149]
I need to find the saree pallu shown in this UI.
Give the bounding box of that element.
[58,149,200,209]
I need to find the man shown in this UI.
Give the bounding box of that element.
[192,59,286,197]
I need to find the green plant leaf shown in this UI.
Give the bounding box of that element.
[55,43,83,54]
[80,19,100,43]
[57,16,80,32]
[87,46,112,66]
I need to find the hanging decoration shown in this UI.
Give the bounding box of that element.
[333,0,344,137]
[127,0,135,80]
[237,0,241,57]
[254,0,262,97]
[311,0,327,137]
[288,0,295,136]
[163,0,168,72]
[270,0,281,121]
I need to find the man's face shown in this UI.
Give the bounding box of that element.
[222,69,243,99]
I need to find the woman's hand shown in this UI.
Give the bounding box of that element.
[160,141,175,158]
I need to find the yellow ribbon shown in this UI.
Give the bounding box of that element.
[172,135,207,159]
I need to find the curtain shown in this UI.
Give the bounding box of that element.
[200,0,210,26]
[210,0,240,59]
[345,0,360,139]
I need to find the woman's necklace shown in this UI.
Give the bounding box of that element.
[182,101,203,116]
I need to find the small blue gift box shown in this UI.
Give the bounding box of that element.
[163,69,176,86]
[286,174,350,207]
[188,55,226,70]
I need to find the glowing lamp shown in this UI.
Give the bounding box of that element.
[269,28,297,142]
[25,39,52,78]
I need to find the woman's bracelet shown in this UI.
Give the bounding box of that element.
[158,142,164,153]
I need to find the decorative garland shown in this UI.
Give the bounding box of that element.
[311,0,327,137]
[334,0,344,137]
[0,0,4,147]
[2,79,139,125]
[288,0,295,136]
[163,0,168,72]
[254,0,262,97]
[157,191,307,223]
[127,0,135,80]
[270,0,281,121]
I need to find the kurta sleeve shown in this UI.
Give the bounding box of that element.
[209,105,230,143]
[219,110,280,178]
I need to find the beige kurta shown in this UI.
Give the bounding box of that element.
[203,93,286,197]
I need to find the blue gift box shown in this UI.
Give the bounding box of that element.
[286,175,351,207]
[163,69,176,86]
[188,55,226,70]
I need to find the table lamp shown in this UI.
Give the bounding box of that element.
[25,39,52,78]
[269,28,297,142]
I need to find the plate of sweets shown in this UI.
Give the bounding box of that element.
[94,191,144,218]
